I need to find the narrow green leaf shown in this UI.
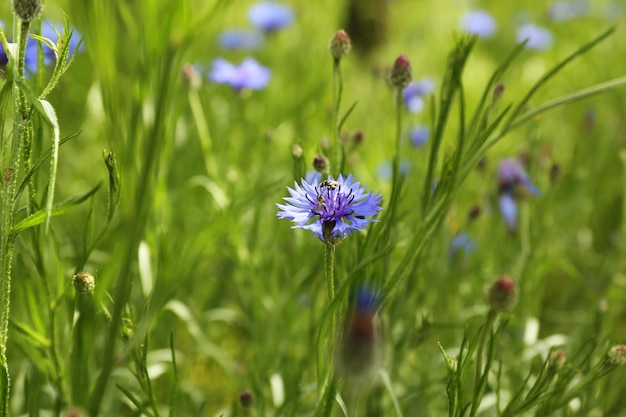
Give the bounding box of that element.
[12,183,101,235]
[37,99,60,233]
[380,369,405,417]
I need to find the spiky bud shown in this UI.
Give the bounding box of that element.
[487,275,517,312]
[313,154,329,174]
[608,345,626,366]
[390,54,412,89]
[329,29,352,61]
[239,390,253,408]
[12,0,42,21]
[72,272,95,295]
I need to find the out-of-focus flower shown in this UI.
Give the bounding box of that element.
[218,29,263,50]
[277,174,382,243]
[402,78,435,114]
[497,158,539,196]
[460,10,497,38]
[181,63,202,90]
[608,345,626,366]
[208,57,270,90]
[409,125,429,147]
[498,193,518,232]
[449,232,476,259]
[248,1,294,32]
[329,29,351,61]
[377,160,411,181]
[548,1,588,22]
[516,24,553,51]
[337,287,383,380]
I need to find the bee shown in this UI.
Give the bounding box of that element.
[319,179,341,190]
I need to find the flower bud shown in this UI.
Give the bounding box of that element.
[329,29,352,61]
[181,63,202,90]
[72,272,95,295]
[239,390,253,408]
[492,82,505,103]
[291,144,303,159]
[487,275,517,312]
[12,0,42,22]
[608,345,626,366]
[549,349,566,371]
[390,54,412,89]
[312,154,329,174]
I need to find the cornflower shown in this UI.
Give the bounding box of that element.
[208,57,270,91]
[248,1,294,32]
[277,174,382,243]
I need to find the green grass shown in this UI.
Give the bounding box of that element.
[1,0,626,416]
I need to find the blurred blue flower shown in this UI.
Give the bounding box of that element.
[208,57,271,90]
[548,1,588,22]
[277,174,382,241]
[449,232,477,258]
[377,160,411,181]
[402,78,435,114]
[248,1,294,32]
[516,24,553,51]
[460,10,497,39]
[498,193,518,232]
[409,125,429,147]
[497,158,539,195]
[218,29,263,50]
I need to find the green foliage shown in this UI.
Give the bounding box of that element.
[1,0,626,416]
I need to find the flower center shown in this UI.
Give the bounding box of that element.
[308,184,355,222]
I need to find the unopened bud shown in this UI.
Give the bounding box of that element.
[390,54,412,89]
[329,29,351,61]
[550,163,561,183]
[549,349,566,370]
[608,345,626,366]
[12,0,42,22]
[492,82,505,102]
[487,275,517,312]
[62,407,87,417]
[182,63,202,90]
[313,154,329,174]
[291,144,303,159]
[72,272,95,294]
[352,130,364,145]
[239,390,253,408]
[468,204,482,221]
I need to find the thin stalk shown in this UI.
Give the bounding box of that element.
[470,308,498,417]
[188,89,218,178]
[331,59,343,176]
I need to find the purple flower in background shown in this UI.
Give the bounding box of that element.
[409,125,429,147]
[460,10,497,38]
[497,158,539,195]
[449,232,477,258]
[208,57,270,90]
[277,174,382,242]
[516,24,553,51]
[377,160,411,181]
[498,193,518,232]
[248,1,294,32]
[402,78,435,114]
[218,29,263,50]
[548,1,588,22]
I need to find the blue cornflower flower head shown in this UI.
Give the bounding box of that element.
[353,287,380,313]
[460,10,497,39]
[248,1,294,32]
[498,193,518,233]
[497,158,540,196]
[516,24,553,51]
[218,29,263,50]
[402,78,435,114]
[449,232,476,258]
[409,124,429,147]
[208,57,271,91]
[276,174,383,243]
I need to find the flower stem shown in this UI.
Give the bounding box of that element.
[470,308,498,417]
[331,59,343,176]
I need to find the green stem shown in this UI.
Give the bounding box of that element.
[188,89,218,178]
[331,59,343,176]
[470,308,498,417]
